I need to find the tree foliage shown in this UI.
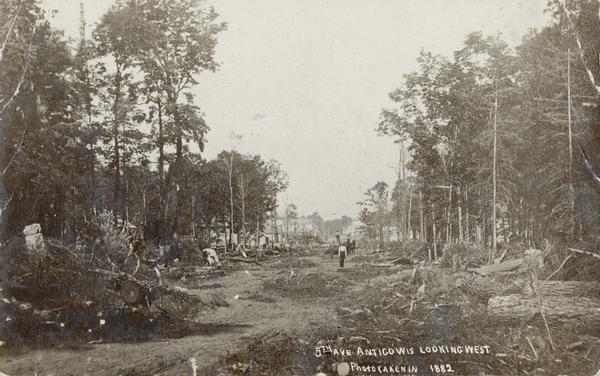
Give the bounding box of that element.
[0,0,286,248]
[377,0,600,247]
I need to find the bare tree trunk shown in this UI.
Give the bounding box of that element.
[432,208,437,259]
[121,120,129,225]
[400,144,407,241]
[465,186,469,242]
[419,190,424,242]
[458,185,463,243]
[482,212,487,247]
[191,195,196,238]
[223,217,229,252]
[167,91,184,238]
[70,184,76,244]
[407,185,412,240]
[446,182,452,244]
[567,48,575,238]
[123,148,128,223]
[240,174,246,246]
[492,88,498,252]
[79,5,96,216]
[285,205,289,243]
[112,66,122,225]
[273,203,278,243]
[256,212,260,247]
[228,152,234,249]
[157,100,164,182]
[142,190,147,227]
[156,100,166,242]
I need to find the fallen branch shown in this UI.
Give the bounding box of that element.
[494,248,508,264]
[396,318,424,326]
[382,297,402,311]
[389,256,413,265]
[539,300,556,352]
[408,266,418,285]
[2,128,27,176]
[568,248,600,260]
[525,336,539,361]
[544,254,573,282]
[46,239,81,259]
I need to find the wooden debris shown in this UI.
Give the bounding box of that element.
[488,294,600,330]
[119,280,144,304]
[469,258,524,276]
[390,256,414,265]
[494,248,508,264]
[527,281,600,298]
[566,341,585,351]
[568,248,600,260]
[408,267,418,285]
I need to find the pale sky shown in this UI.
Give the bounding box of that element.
[45,0,551,220]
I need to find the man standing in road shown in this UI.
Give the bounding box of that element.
[338,243,348,268]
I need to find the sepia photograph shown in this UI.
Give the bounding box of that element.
[0,0,599,374]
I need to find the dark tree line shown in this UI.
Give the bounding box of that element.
[372,0,599,250]
[0,0,288,247]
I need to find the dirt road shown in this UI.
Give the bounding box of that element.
[0,253,343,375]
[2,249,599,376]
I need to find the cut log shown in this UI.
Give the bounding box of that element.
[454,273,520,302]
[528,281,600,299]
[119,280,144,304]
[469,258,524,276]
[458,277,600,303]
[488,294,600,331]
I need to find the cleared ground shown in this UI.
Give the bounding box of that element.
[1,249,599,375]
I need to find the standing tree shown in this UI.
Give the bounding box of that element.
[94,3,142,224]
[131,0,226,240]
[359,182,389,249]
[0,0,78,239]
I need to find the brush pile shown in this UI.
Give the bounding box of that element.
[0,212,205,347]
